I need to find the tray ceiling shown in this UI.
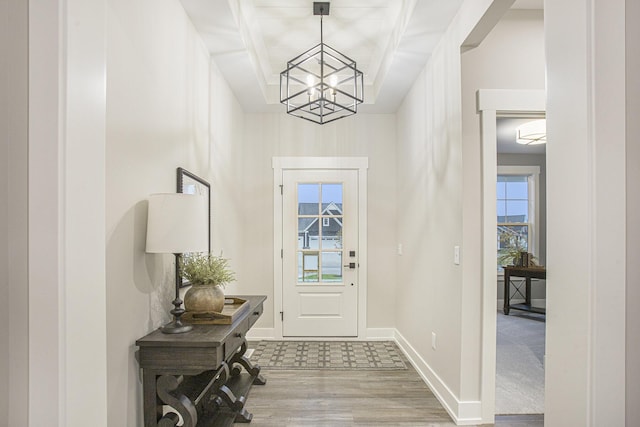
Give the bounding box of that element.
[179,0,541,113]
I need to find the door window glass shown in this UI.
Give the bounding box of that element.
[297,182,344,283]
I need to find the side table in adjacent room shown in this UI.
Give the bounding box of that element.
[503,267,546,315]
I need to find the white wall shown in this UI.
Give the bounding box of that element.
[235,114,397,330]
[461,11,546,310]
[4,0,109,424]
[395,24,464,406]
[458,11,545,417]
[62,1,109,425]
[27,0,109,425]
[462,9,545,92]
[394,1,516,423]
[0,0,7,415]
[1,0,29,424]
[105,0,244,425]
[209,60,247,302]
[626,0,640,422]
[545,0,627,425]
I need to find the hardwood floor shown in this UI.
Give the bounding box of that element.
[248,367,456,426]
[246,356,544,426]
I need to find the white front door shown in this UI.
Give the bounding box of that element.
[282,169,359,337]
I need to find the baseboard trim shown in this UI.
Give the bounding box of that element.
[365,328,396,339]
[246,328,275,341]
[394,330,482,426]
[247,328,396,341]
[496,298,546,310]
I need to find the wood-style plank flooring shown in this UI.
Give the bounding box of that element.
[246,359,544,426]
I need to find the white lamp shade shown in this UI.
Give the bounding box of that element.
[146,193,208,254]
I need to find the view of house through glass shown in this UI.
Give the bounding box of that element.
[497,175,530,271]
[297,183,344,282]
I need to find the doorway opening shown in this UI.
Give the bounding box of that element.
[495,117,546,415]
[476,89,545,422]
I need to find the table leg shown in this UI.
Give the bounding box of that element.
[526,277,532,306]
[230,340,267,385]
[503,270,511,315]
[156,375,198,427]
[143,371,162,427]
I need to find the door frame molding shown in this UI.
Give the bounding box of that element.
[476,89,545,422]
[272,157,369,339]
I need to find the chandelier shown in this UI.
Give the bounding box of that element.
[280,2,364,125]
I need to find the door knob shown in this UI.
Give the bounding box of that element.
[343,262,356,269]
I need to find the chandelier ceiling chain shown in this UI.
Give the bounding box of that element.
[279,2,364,125]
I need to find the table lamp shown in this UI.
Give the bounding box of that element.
[146,193,208,333]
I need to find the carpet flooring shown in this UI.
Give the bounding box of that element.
[496,310,546,415]
[250,341,407,370]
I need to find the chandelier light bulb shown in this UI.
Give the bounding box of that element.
[328,74,337,99]
[306,74,315,97]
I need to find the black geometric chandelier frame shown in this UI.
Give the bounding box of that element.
[280,2,364,125]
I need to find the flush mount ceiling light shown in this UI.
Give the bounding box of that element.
[280,2,364,125]
[516,119,547,145]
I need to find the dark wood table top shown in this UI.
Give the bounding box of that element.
[136,295,266,348]
[503,266,546,278]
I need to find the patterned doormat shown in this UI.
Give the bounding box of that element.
[249,341,407,370]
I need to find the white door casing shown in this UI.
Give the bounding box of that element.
[476,89,545,423]
[273,157,368,339]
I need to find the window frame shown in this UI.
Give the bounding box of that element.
[497,165,540,274]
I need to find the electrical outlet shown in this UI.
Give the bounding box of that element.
[431,332,437,350]
[454,246,460,265]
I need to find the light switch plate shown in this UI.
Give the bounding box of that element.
[454,246,460,265]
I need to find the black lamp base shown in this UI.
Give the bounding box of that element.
[161,293,193,334]
[161,319,193,334]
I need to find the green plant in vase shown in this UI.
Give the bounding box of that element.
[181,253,235,313]
[498,234,536,267]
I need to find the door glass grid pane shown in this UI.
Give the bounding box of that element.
[298,184,319,215]
[297,182,344,283]
[321,252,342,282]
[298,251,319,282]
[298,218,318,250]
[321,184,343,215]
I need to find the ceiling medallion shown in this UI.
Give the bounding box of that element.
[279,2,364,125]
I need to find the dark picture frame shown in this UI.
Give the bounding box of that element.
[177,167,211,287]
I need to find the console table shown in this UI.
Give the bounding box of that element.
[503,267,546,315]
[136,295,267,427]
